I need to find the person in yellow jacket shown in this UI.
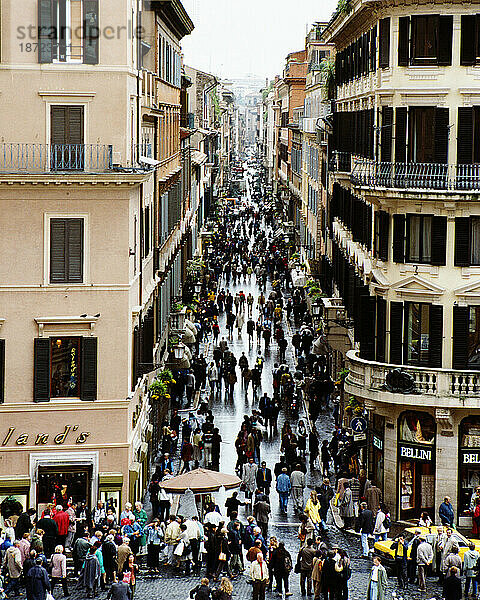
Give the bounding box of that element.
[304,491,324,534]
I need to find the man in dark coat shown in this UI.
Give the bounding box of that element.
[253,496,271,539]
[15,508,36,540]
[358,502,374,557]
[35,509,58,558]
[107,580,132,600]
[256,461,273,496]
[26,557,51,600]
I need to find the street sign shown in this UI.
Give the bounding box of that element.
[350,416,367,434]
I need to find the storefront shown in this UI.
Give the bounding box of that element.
[369,414,385,491]
[398,411,436,521]
[459,416,480,523]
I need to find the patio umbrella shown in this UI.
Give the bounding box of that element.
[159,468,241,494]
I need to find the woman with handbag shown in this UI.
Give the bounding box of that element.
[122,554,139,600]
[214,529,231,581]
[335,550,351,600]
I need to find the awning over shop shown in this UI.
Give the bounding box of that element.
[191,150,208,166]
[99,473,124,487]
[129,462,141,483]
[139,442,149,462]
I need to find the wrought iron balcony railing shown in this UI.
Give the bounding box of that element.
[351,158,480,192]
[0,143,113,174]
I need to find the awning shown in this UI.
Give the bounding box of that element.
[140,156,161,166]
[145,423,153,441]
[191,150,208,166]
[129,462,141,483]
[139,441,149,462]
[99,473,124,487]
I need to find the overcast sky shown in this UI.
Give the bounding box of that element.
[180,0,338,81]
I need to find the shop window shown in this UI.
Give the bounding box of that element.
[459,417,480,517]
[50,337,81,398]
[37,466,92,508]
[405,302,431,366]
[469,307,480,367]
[400,411,435,445]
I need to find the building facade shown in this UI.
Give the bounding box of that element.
[0,0,201,516]
[323,0,480,525]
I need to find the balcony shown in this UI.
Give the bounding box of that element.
[351,158,480,192]
[0,143,113,174]
[346,350,480,408]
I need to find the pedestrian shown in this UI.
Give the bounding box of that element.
[103,534,118,584]
[212,576,233,600]
[53,505,69,548]
[320,440,331,477]
[253,496,270,540]
[290,464,306,514]
[207,361,219,396]
[271,541,292,597]
[407,528,421,583]
[416,535,434,592]
[340,482,354,529]
[309,428,319,471]
[443,544,462,579]
[35,508,58,559]
[391,535,408,589]
[227,522,243,577]
[3,541,22,598]
[297,538,315,596]
[304,490,323,533]
[26,556,51,600]
[373,503,389,542]
[321,549,338,600]
[366,556,387,600]
[318,479,334,524]
[50,544,69,597]
[214,529,231,581]
[242,457,259,503]
[122,554,139,600]
[145,519,162,572]
[443,566,462,600]
[107,580,132,600]
[79,545,101,598]
[439,496,454,527]
[335,549,351,600]
[190,577,211,600]
[250,553,269,600]
[276,468,291,514]
[358,502,374,558]
[256,461,272,497]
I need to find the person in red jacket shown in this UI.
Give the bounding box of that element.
[53,505,70,548]
[179,440,194,474]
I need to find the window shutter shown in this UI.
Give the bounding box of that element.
[132,325,140,391]
[453,305,470,370]
[66,219,84,282]
[381,107,393,162]
[360,295,376,361]
[395,107,407,163]
[83,0,99,65]
[50,219,67,283]
[81,337,97,401]
[392,214,405,263]
[398,17,410,66]
[390,302,404,365]
[431,216,447,266]
[379,18,391,68]
[461,15,476,66]
[429,305,443,368]
[376,297,387,363]
[379,211,389,262]
[38,0,54,64]
[34,338,50,402]
[434,108,449,164]
[458,107,474,165]
[370,26,377,72]
[66,107,84,145]
[0,339,4,403]
[455,217,471,267]
[51,106,67,145]
[438,16,453,66]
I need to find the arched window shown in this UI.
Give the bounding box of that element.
[399,411,435,445]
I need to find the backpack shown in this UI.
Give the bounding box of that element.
[284,554,293,572]
[383,514,391,530]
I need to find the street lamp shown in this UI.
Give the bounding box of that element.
[312,301,322,317]
[195,283,202,294]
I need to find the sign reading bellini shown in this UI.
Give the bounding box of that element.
[399,445,432,461]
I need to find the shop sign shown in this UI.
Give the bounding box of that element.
[462,451,480,465]
[373,435,383,451]
[399,444,432,462]
[1,425,91,447]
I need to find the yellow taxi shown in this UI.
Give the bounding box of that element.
[373,526,480,571]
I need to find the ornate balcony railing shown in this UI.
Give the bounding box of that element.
[0,143,113,174]
[351,158,480,192]
[346,350,480,406]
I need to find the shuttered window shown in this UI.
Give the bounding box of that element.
[51,106,84,145]
[359,295,376,361]
[379,18,390,68]
[398,15,453,66]
[458,107,480,164]
[394,107,407,163]
[406,215,432,263]
[50,218,84,283]
[0,340,4,404]
[34,338,51,402]
[390,302,404,365]
[374,210,389,262]
[434,108,449,164]
[405,302,439,367]
[80,337,97,400]
[429,305,443,368]
[381,107,393,163]
[455,217,472,267]
[460,15,480,66]
[453,305,469,370]
[431,216,447,266]
[393,214,406,263]
[376,297,387,363]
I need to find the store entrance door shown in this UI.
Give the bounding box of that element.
[37,465,92,513]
